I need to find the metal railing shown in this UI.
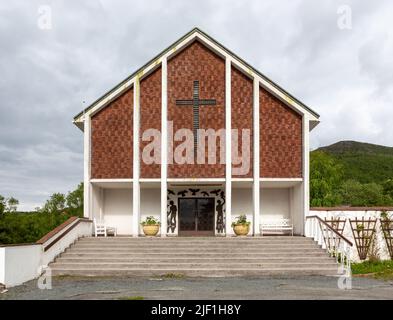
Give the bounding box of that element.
[305,215,353,276]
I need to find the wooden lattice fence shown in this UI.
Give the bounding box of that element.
[380,218,393,259]
[349,218,377,260]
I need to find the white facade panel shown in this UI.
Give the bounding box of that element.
[103,189,133,235]
[260,188,290,220]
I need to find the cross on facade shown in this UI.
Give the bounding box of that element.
[176,80,216,152]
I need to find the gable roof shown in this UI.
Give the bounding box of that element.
[73,27,319,129]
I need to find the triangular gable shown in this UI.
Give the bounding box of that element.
[73,27,319,130]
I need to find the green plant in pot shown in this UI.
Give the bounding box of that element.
[140,216,161,236]
[231,214,250,236]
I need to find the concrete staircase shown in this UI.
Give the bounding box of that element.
[49,236,339,277]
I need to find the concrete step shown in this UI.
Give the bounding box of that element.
[78,237,313,243]
[50,262,338,269]
[50,267,339,277]
[55,256,335,263]
[50,237,338,277]
[65,248,325,255]
[60,252,330,258]
[70,241,316,248]
[71,245,318,251]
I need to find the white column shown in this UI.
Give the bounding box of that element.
[132,79,140,236]
[253,78,260,236]
[302,115,310,236]
[161,58,168,237]
[225,58,232,236]
[83,114,91,219]
[99,187,104,221]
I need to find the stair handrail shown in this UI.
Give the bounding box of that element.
[305,215,352,276]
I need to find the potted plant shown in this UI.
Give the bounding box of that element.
[141,216,161,236]
[231,214,250,236]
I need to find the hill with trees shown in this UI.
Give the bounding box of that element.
[317,140,393,184]
[311,141,393,207]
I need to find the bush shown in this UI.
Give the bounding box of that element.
[0,211,78,244]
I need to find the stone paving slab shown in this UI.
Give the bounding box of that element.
[1,275,393,300]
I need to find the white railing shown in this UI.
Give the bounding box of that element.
[305,215,352,276]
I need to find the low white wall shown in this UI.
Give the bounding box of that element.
[0,248,6,286]
[41,220,93,266]
[0,219,92,288]
[309,210,393,262]
[103,189,133,235]
[0,244,42,288]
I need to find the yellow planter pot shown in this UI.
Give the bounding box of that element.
[233,224,250,236]
[142,225,160,236]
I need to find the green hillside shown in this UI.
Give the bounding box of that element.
[310,141,393,207]
[316,141,393,184]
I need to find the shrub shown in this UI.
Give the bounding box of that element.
[231,214,250,227]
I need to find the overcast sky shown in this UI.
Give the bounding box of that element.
[1,0,392,210]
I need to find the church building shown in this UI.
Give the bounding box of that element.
[73,28,320,237]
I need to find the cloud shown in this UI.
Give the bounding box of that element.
[0,0,392,209]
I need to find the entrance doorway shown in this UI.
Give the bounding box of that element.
[178,198,215,236]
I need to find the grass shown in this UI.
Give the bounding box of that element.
[351,260,393,280]
[160,273,185,279]
[118,296,144,300]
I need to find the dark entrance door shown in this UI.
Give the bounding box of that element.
[178,198,215,236]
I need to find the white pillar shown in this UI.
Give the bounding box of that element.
[253,77,260,236]
[132,78,140,236]
[99,187,104,221]
[83,114,91,219]
[225,58,232,236]
[302,115,310,236]
[161,58,168,237]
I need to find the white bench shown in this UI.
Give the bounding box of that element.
[260,219,294,236]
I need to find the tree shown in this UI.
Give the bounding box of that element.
[66,183,84,216]
[0,195,19,214]
[6,197,19,212]
[383,179,393,199]
[339,180,390,206]
[339,179,363,206]
[310,151,343,206]
[66,183,83,209]
[42,193,66,213]
[0,195,5,215]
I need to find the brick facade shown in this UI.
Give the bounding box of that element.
[231,66,253,177]
[259,87,303,178]
[91,89,133,179]
[140,67,162,178]
[89,42,304,180]
[167,40,225,178]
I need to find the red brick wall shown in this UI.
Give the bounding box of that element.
[231,66,253,177]
[140,67,162,178]
[167,40,225,178]
[260,87,302,178]
[91,89,133,179]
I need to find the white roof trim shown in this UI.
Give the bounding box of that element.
[73,28,319,126]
